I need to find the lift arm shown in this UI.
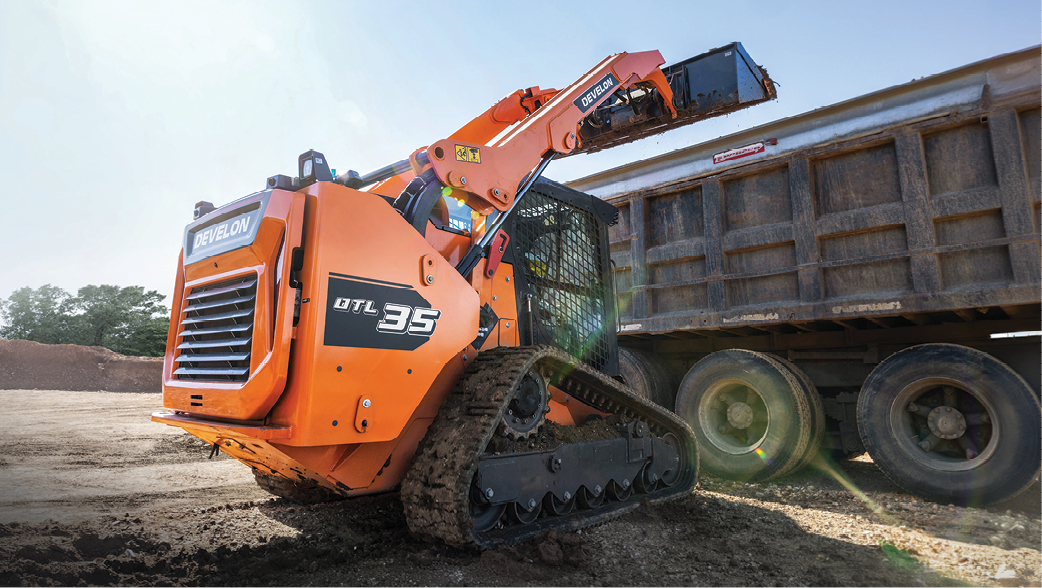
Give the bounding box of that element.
[449,86,562,146]
[427,51,675,214]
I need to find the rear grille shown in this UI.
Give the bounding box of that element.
[513,188,612,371]
[175,275,257,382]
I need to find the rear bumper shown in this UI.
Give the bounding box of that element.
[151,411,293,441]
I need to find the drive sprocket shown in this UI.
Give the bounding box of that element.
[497,368,550,440]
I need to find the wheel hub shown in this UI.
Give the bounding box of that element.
[502,372,548,438]
[928,405,966,440]
[726,402,754,429]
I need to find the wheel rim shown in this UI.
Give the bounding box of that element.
[698,378,770,455]
[633,464,654,494]
[470,501,505,532]
[889,377,999,472]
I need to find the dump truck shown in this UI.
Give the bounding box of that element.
[569,46,1041,505]
[152,44,777,547]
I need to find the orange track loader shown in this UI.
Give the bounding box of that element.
[153,43,776,547]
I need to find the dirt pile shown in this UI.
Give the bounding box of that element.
[0,339,161,392]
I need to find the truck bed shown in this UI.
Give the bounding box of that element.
[570,46,1041,343]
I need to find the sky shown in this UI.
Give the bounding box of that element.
[0,0,1039,312]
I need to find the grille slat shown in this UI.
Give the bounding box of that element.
[174,366,251,377]
[178,323,252,337]
[175,352,250,363]
[176,275,257,383]
[180,307,254,325]
[185,278,258,301]
[183,294,256,313]
[177,336,253,350]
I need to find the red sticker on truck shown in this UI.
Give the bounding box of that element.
[713,142,766,164]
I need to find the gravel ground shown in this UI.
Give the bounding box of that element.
[0,390,1038,586]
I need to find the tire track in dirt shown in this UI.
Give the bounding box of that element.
[0,390,1038,586]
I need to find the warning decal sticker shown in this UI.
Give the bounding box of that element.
[713,142,766,164]
[455,145,481,163]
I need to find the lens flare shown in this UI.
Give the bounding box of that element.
[753,447,775,468]
[808,454,895,524]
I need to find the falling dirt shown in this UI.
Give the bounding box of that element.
[0,389,1038,586]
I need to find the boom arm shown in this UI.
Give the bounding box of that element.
[339,44,775,202]
[426,51,675,214]
[333,45,774,277]
[449,86,561,146]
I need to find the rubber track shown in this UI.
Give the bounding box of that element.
[401,345,698,549]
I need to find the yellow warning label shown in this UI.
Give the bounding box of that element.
[455,144,481,164]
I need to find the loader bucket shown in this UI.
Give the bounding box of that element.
[575,42,777,155]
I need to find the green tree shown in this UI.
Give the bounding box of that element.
[0,284,169,357]
[117,303,170,357]
[0,284,74,344]
[66,285,169,356]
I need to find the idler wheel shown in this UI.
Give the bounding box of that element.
[577,485,604,509]
[507,499,541,524]
[607,478,633,501]
[468,486,505,532]
[543,491,576,516]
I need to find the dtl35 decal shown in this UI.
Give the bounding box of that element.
[325,276,442,351]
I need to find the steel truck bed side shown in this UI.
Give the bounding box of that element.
[571,46,1040,345]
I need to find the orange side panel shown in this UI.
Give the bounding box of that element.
[476,262,519,351]
[326,351,467,492]
[268,183,479,448]
[425,226,471,267]
[154,345,471,495]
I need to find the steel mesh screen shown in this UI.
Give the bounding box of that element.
[513,188,611,370]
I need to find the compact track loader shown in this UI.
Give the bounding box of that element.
[153,43,776,547]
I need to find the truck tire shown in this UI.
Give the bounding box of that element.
[617,347,676,410]
[857,343,1041,505]
[675,349,814,482]
[767,355,826,472]
[252,470,344,504]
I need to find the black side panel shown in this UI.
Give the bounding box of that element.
[508,179,619,375]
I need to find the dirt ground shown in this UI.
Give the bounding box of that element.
[0,390,1038,587]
